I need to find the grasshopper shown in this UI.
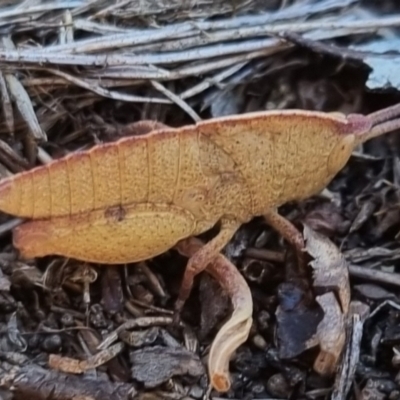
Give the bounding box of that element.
[0,105,400,314]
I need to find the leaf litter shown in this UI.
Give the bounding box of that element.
[2,0,400,399]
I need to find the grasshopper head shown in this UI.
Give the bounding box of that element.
[327,114,372,175]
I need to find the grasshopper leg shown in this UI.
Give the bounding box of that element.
[176,237,252,392]
[174,218,240,316]
[13,203,196,264]
[263,209,306,268]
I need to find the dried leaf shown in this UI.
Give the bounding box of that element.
[311,292,346,375]
[304,224,351,313]
[276,281,323,359]
[130,345,204,388]
[303,225,352,375]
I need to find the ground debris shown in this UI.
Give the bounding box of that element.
[1,1,400,399]
[1,363,137,400]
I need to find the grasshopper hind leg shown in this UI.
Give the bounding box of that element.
[176,236,252,393]
[173,218,240,318]
[263,209,306,269]
[13,203,197,264]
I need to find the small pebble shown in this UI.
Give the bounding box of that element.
[41,334,62,352]
[251,382,266,395]
[189,385,204,399]
[131,284,154,304]
[252,333,267,350]
[89,304,107,328]
[60,313,74,327]
[389,390,400,400]
[395,370,400,385]
[266,373,291,398]
[257,310,270,331]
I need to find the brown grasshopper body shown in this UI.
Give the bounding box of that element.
[0,110,372,264]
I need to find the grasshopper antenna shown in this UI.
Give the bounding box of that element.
[356,103,400,144]
[368,102,400,125]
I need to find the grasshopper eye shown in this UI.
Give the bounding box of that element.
[327,134,355,175]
